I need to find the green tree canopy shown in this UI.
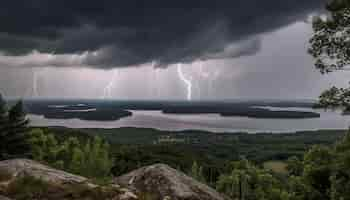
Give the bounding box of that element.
[29,129,114,181]
[309,0,350,112]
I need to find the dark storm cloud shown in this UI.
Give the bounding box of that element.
[0,0,326,68]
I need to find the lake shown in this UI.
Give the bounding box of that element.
[28,107,350,133]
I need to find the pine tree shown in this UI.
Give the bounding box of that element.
[0,94,8,159]
[6,100,30,158]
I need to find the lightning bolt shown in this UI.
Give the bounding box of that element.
[197,61,208,99]
[30,68,48,98]
[102,70,118,99]
[32,70,39,97]
[208,70,220,97]
[197,61,221,98]
[199,61,210,79]
[152,61,161,98]
[29,52,56,98]
[177,64,192,101]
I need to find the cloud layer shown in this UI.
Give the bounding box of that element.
[0,0,325,68]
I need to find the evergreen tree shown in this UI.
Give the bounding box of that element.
[5,100,30,158]
[0,94,8,159]
[0,97,30,159]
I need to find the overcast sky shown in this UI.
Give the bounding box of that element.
[0,0,348,100]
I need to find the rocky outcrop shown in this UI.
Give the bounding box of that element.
[0,159,229,200]
[0,159,88,185]
[115,164,229,200]
[0,159,137,200]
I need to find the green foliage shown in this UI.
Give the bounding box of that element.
[330,131,350,200]
[286,156,303,176]
[285,130,350,200]
[29,129,114,181]
[7,123,350,200]
[189,161,206,183]
[35,126,350,200]
[29,129,60,166]
[315,86,350,113]
[0,96,30,160]
[79,136,114,178]
[309,0,350,111]
[302,145,333,199]
[285,176,309,200]
[306,0,350,196]
[0,94,8,160]
[45,126,344,187]
[7,100,30,157]
[214,132,350,200]
[217,159,287,200]
[309,0,350,74]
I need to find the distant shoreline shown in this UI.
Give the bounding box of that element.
[25,99,350,133]
[30,125,348,135]
[24,98,319,121]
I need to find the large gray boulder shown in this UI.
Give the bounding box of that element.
[0,159,137,200]
[0,159,229,200]
[115,164,229,200]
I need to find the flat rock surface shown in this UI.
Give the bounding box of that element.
[115,164,229,200]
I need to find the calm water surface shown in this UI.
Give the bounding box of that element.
[28,107,350,133]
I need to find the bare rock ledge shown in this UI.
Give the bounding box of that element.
[0,159,229,200]
[115,163,229,200]
[0,159,137,200]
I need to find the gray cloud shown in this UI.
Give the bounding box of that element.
[1,22,349,100]
[0,0,326,68]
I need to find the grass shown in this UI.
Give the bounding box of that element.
[263,160,288,174]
